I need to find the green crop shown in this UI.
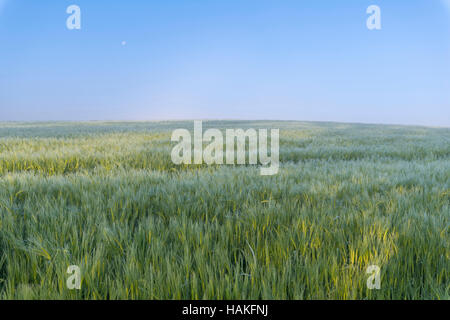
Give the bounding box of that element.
[0,121,448,299]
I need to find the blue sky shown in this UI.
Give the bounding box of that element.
[0,0,449,126]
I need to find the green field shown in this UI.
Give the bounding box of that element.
[0,121,448,299]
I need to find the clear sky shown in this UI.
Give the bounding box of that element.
[0,0,449,126]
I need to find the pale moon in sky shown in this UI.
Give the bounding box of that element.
[121,41,127,46]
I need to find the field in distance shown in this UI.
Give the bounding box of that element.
[0,121,448,299]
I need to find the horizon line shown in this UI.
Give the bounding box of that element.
[0,119,449,129]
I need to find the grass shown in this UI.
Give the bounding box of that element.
[0,121,448,299]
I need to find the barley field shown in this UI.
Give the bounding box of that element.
[0,121,448,299]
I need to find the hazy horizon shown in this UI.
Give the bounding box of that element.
[1,118,449,129]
